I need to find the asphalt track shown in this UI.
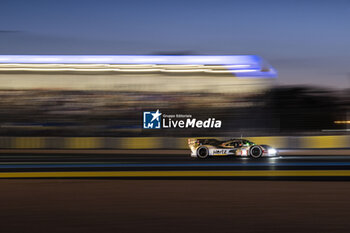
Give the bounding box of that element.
[1,179,350,233]
[2,152,350,232]
[3,151,350,179]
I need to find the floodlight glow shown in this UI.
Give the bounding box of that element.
[0,55,277,78]
[0,55,260,65]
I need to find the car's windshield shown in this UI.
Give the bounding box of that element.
[242,140,255,146]
[226,139,255,147]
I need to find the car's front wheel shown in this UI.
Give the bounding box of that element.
[250,146,263,159]
[197,146,209,159]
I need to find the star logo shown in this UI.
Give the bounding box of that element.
[143,110,162,129]
[151,109,162,122]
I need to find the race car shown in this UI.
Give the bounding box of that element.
[188,138,278,159]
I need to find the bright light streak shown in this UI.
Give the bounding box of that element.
[0,68,121,72]
[224,65,251,68]
[117,69,160,72]
[205,69,259,73]
[0,55,261,65]
[0,63,110,67]
[110,64,155,68]
[322,129,350,132]
[268,148,277,155]
[334,121,350,124]
[202,65,251,69]
[0,67,259,74]
[0,55,277,78]
[161,69,208,72]
[204,70,233,73]
[155,64,205,68]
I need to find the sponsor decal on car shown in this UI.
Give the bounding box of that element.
[213,149,228,155]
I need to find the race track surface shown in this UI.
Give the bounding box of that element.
[2,152,350,179]
[1,152,350,232]
[1,179,350,233]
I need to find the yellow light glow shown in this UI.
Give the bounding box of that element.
[0,68,121,72]
[118,69,161,72]
[161,69,208,72]
[204,70,233,73]
[205,65,251,69]
[334,121,350,124]
[0,64,256,74]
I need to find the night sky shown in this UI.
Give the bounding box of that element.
[0,0,349,88]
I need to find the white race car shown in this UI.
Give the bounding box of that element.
[188,138,278,159]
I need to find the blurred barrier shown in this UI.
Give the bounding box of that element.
[0,136,348,149]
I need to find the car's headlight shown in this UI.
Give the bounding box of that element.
[268,148,277,155]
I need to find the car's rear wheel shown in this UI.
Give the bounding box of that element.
[250,146,263,158]
[197,146,209,159]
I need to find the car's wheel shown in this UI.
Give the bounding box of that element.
[250,146,263,158]
[197,146,209,159]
